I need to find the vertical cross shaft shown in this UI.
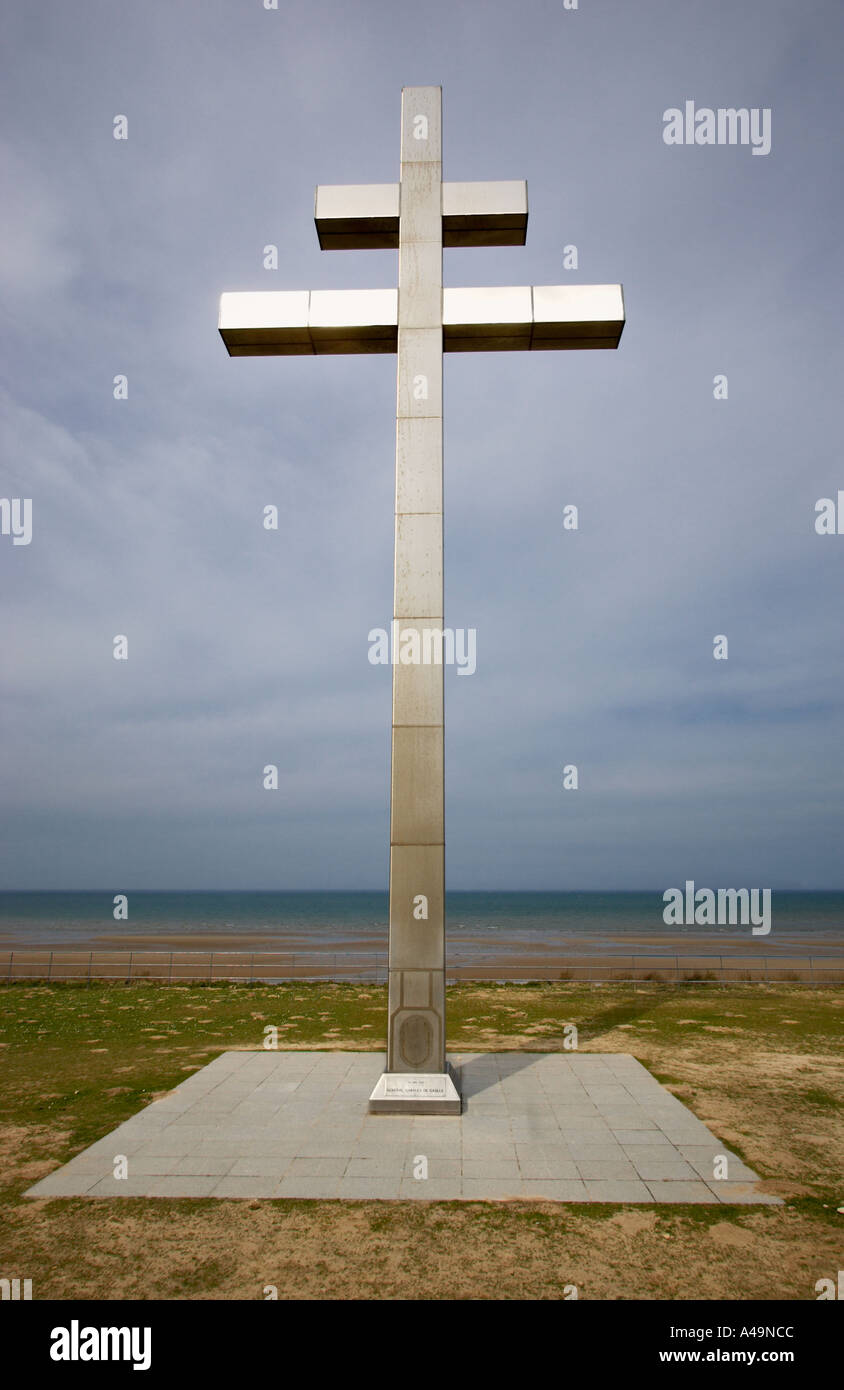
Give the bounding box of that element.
[388,88,446,1075]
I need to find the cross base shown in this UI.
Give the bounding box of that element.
[368,1063,462,1115]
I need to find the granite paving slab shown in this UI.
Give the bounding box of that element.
[26,1052,780,1204]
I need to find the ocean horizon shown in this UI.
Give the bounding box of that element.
[1,890,843,952]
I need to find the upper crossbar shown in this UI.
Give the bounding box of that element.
[314,181,528,249]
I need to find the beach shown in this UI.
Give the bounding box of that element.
[1,929,842,983]
[2,891,842,982]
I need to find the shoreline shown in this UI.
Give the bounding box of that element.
[1,932,842,984]
[1,930,842,957]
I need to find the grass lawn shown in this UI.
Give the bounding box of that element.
[0,980,841,1300]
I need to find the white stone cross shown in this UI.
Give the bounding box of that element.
[218,87,624,1113]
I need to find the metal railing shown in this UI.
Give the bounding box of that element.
[0,949,841,985]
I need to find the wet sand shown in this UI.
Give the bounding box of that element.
[2,929,843,954]
[0,930,841,983]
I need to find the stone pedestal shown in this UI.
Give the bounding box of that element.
[368,1062,461,1115]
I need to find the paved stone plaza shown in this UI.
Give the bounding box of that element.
[27,1051,779,1204]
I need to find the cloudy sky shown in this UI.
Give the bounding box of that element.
[1,0,842,890]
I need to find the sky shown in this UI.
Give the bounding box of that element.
[1,0,843,891]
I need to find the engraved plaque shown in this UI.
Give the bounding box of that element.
[368,1067,461,1114]
[384,1074,448,1099]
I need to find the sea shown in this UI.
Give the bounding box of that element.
[0,891,842,955]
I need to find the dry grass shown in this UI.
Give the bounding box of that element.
[0,981,841,1300]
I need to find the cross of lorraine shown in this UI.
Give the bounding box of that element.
[218,86,625,1114]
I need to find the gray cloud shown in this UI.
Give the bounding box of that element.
[1,0,842,888]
